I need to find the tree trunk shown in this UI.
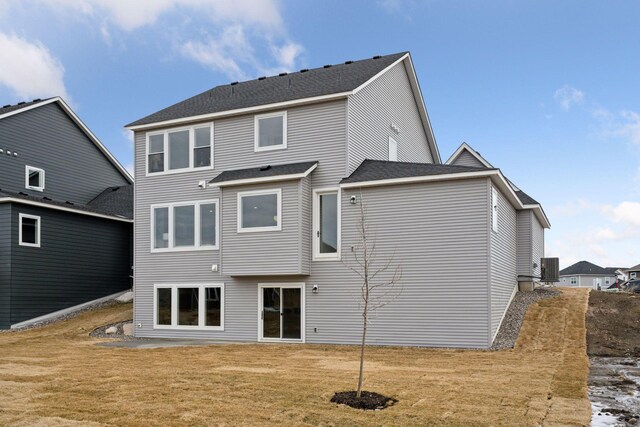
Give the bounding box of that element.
[356,298,368,398]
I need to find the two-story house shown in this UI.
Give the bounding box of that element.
[0,97,133,329]
[126,52,549,348]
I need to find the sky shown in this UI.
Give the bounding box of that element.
[0,0,638,269]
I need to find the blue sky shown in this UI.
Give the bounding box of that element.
[0,0,638,269]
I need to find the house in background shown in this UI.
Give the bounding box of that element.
[605,267,628,283]
[0,97,133,329]
[126,52,549,349]
[558,261,617,289]
[624,264,640,281]
[446,142,546,289]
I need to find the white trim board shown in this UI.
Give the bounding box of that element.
[0,97,133,183]
[445,142,494,168]
[10,290,130,330]
[257,283,306,343]
[211,163,317,188]
[0,197,133,223]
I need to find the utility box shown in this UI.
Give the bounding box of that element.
[541,258,559,282]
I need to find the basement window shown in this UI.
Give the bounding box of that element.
[154,284,224,330]
[25,166,45,192]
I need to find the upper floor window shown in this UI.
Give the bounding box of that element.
[313,188,340,260]
[255,111,287,152]
[388,136,398,161]
[147,124,213,175]
[19,213,40,247]
[491,187,498,233]
[238,189,281,232]
[25,166,45,192]
[151,200,219,252]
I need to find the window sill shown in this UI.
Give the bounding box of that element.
[151,246,219,253]
[254,145,287,153]
[237,227,282,233]
[153,325,224,331]
[26,186,44,192]
[312,255,341,262]
[146,165,214,177]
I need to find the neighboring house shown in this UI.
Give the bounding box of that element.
[558,261,617,289]
[624,264,640,281]
[126,52,549,348]
[605,267,628,283]
[0,97,133,329]
[445,142,547,287]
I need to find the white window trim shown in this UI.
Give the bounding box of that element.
[25,165,45,192]
[254,111,287,152]
[312,187,341,261]
[237,188,282,233]
[257,283,305,343]
[19,213,41,247]
[570,276,577,285]
[145,123,214,177]
[631,272,637,279]
[153,283,225,331]
[491,187,498,233]
[388,136,398,161]
[150,199,219,252]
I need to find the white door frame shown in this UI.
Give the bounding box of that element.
[257,283,305,343]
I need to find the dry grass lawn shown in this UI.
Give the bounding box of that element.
[0,288,591,426]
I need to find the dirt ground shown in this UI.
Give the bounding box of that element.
[0,288,591,426]
[586,291,640,357]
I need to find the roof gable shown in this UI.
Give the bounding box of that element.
[446,143,493,168]
[0,97,133,184]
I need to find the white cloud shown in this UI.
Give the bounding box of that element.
[554,85,585,110]
[616,110,640,146]
[273,42,304,71]
[548,198,593,218]
[602,201,640,227]
[0,32,69,101]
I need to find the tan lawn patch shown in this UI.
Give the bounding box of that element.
[0,288,591,426]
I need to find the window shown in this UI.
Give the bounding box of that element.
[605,277,611,285]
[25,166,45,191]
[19,213,40,247]
[313,188,340,260]
[154,284,224,330]
[631,272,637,279]
[238,189,281,232]
[491,187,498,232]
[151,200,219,252]
[388,136,398,161]
[254,111,287,152]
[570,277,577,285]
[146,124,213,175]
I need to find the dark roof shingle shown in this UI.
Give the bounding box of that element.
[340,159,491,184]
[210,161,317,185]
[87,185,133,218]
[559,261,615,276]
[0,98,50,116]
[127,53,407,127]
[0,186,132,220]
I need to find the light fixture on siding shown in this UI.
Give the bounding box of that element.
[312,284,319,294]
[350,195,357,205]
[390,123,400,134]
[198,180,208,189]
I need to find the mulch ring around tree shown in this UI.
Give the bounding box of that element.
[330,391,398,410]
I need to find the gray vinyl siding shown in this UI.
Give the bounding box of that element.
[299,177,311,274]
[450,150,487,168]
[7,203,131,326]
[489,184,518,339]
[221,180,308,276]
[0,205,10,328]
[516,210,533,277]
[0,103,130,204]
[531,215,545,278]
[133,100,346,340]
[347,61,434,173]
[558,274,616,289]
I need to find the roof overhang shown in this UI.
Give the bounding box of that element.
[445,142,493,168]
[340,168,551,228]
[0,97,133,184]
[0,197,133,223]
[210,163,317,188]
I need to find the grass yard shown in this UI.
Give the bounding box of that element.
[0,288,591,426]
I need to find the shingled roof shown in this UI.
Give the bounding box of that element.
[340,159,492,184]
[87,185,133,218]
[127,52,407,127]
[0,187,132,220]
[210,161,318,186]
[559,261,615,276]
[0,98,50,117]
